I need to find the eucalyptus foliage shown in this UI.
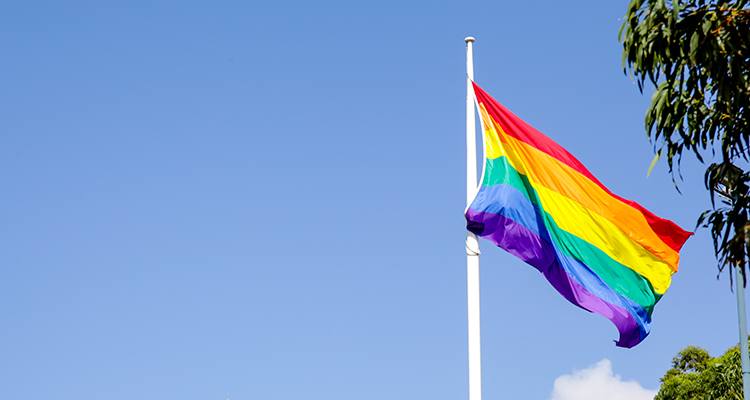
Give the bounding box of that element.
[655,344,745,400]
[620,0,750,285]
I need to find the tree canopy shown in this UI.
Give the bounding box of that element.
[620,0,750,284]
[656,343,745,399]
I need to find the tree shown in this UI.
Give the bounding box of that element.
[655,343,745,399]
[620,0,750,286]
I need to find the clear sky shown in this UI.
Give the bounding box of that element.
[0,1,742,399]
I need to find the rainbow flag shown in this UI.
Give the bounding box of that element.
[466,82,691,348]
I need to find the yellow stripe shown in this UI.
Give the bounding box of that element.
[478,105,678,292]
[479,103,504,160]
[536,185,673,294]
[480,104,680,269]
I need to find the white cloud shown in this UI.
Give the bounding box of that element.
[549,359,657,400]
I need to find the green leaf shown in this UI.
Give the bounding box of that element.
[690,30,700,63]
[621,0,750,286]
[648,149,663,177]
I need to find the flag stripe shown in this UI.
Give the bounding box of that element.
[466,82,691,347]
[474,82,691,253]
[472,158,661,311]
[482,142,674,294]
[482,105,680,272]
[466,207,647,348]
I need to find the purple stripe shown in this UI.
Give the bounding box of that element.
[467,208,642,347]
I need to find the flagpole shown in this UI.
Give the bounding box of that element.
[735,262,750,398]
[465,36,482,400]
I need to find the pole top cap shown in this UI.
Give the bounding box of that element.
[464,37,475,43]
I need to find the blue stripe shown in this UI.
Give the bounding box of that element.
[469,182,652,340]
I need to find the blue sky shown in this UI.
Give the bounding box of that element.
[0,1,742,399]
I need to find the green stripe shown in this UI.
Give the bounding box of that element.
[483,157,662,314]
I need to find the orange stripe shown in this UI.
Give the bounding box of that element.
[479,103,680,272]
[473,82,691,252]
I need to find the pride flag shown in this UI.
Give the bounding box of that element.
[465,82,691,348]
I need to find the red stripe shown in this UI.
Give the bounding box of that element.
[472,82,692,252]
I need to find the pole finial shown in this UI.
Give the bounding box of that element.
[465,37,475,43]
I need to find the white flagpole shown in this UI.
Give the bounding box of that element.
[465,36,482,400]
